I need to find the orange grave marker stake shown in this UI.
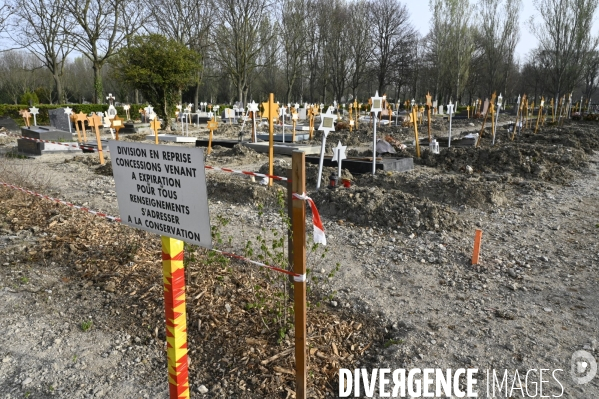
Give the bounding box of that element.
[111,115,123,141]
[426,92,432,142]
[535,97,545,134]
[472,229,483,265]
[21,110,31,127]
[261,94,279,186]
[411,107,420,158]
[161,236,190,399]
[151,117,161,145]
[87,114,104,165]
[291,107,298,142]
[75,112,88,143]
[206,117,218,155]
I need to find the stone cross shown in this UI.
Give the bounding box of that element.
[29,106,39,126]
[106,93,116,106]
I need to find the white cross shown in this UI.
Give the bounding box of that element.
[332,141,347,178]
[316,109,336,189]
[64,107,73,133]
[369,91,383,175]
[106,93,116,105]
[29,106,39,126]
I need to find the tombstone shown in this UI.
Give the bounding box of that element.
[107,105,118,119]
[0,116,20,132]
[438,105,444,115]
[48,108,72,132]
[433,100,438,110]
[298,108,307,120]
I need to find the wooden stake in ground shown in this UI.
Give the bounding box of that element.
[535,97,544,134]
[87,113,104,165]
[472,229,483,265]
[75,112,88,143]
[426,92,432,142]
[291,151,307,399]
[411,107,420,158]
[467,105,470,119]
[150,116,161,145]
[476,92,496,147]
[261,93,279,186]
[307,106,315,140]
[161,236,190,399]
[21,110,31,127]
[206,117,218,155]
[550,98,555,122]
[291,106,298,142]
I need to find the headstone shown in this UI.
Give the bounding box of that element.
[0,116,20,131]
[48,108,72,132]
[482,99,489,115]
[298,108,307,120]
[107,105,118,119]
[438,105,444,115]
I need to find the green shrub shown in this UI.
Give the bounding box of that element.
[19,91,39,106]
[0,103,147,125]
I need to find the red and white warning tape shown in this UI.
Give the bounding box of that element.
[204,165,288,182]
[0,181,321,281]
[292,192,326,246]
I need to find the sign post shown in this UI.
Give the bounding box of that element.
[151,116,161,145]
[291,151,307,399]
[111,115,123,140]
[206,117,218,155]
[110,142,211,399]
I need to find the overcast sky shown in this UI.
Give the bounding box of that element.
[405,1,545,63]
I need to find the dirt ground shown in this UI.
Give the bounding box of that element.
[0,116,598,398]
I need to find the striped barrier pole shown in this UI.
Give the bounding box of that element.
[161,236,190,399]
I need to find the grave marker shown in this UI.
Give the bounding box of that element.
[123,104,131,121]
[411,106,420,158]
[493,94,503,144]
[74,112,88,142]
[21,110,31,127]
[261,94,279,186]
[476,92,496,147]
[332,140,347,179]
[426,92,432,141]
[64,107,73,133]
[206,117,218,155]
[29,106,39,126]
[104,115,115,139]
[87,113,105,164]
[447,101,454,148]
[535,97,544,134]
[151,117,161,145]
[370,91,383,175]
[247,101,259,142]
[316,109,336,189]
[111,115,124,140]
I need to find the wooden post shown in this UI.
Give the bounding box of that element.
[472,229,483,265]
[477,93,496,147]
[161,236,190,399]
[535,98,544,134]
[87,114,105,165]
[111,115,123,141]
[151,118,161,145]
[266,94,279,186]
[412,107,420,158]
[206,117,218,155]
[467,106,470,119]
[291,151,307,399]
[75,112,88,143]
[426,92,432,142]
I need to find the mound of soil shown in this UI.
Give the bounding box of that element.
[419,143,588,184]
[517,127,599,154]
[206,173,284,209]
[355,172,509,208]
[311,185,461,231]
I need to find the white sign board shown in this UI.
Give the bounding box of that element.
[225,108,235,119]
[110,141,212,249]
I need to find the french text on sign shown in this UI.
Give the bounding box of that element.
[110,141,212,249]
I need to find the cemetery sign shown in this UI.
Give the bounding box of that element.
[110,141,212,248]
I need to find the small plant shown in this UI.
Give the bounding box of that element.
[384,339,404,348]
[80,320,93,332]
[72,354,77,362]
[19,276,29,284]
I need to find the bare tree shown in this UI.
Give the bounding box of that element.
[0,51,43,103]
[477,0,520,95]
[370,0,416,95]
[9,0,75,103]
[65,0,143,103]
[530,0,599,100]
[326,0,350,102]
[428,0,475,103]
[213,0,273,106]
[347,0,372,101]
[280,0,311,103]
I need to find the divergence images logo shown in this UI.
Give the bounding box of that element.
[571,350,597,385]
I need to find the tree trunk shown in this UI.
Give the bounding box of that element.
[53,73,63,104]
[163,95,170,130]
[92,63,103,104]
[135,89,139,104]
[195,81,200,112]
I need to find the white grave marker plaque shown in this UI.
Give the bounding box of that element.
[110,141,212,248]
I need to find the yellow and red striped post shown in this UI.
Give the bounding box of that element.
[161,236,190,399]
